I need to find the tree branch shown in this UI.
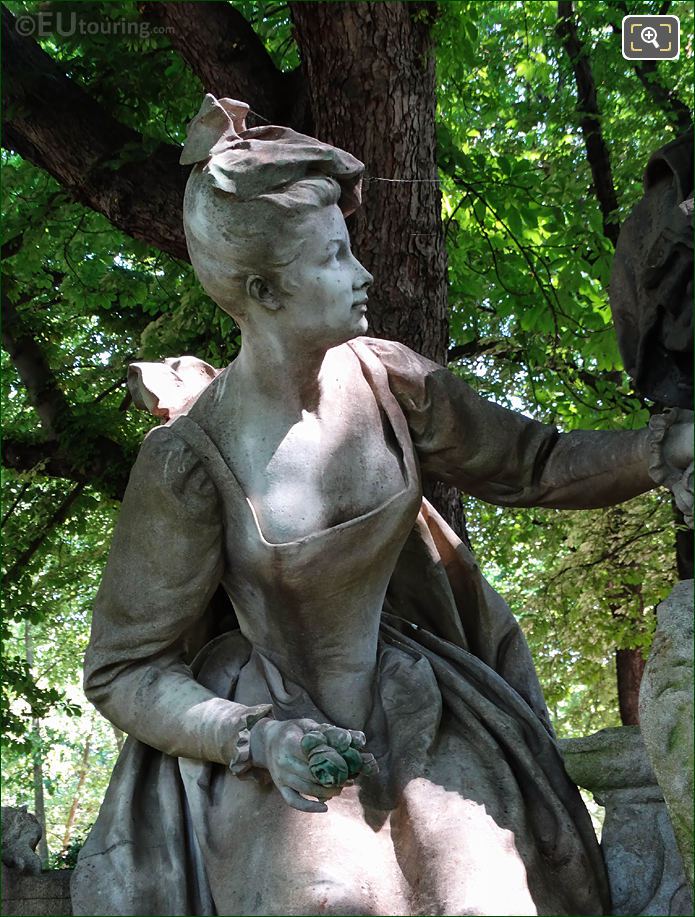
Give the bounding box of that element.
[631,61,692,134]
[2,122,52,173]
[1,480,31,528]
[1,230,25,261]
[1,286,70,438]
[448,336,629,404]
[2,435,132,500]
[1,4,189,260]
[3,483,86,585]
[448,339,506,362]
[546,525,670,584]
[556,1,620,247]
[608,5,692,133]
[138,1,305,128]
[2,279,134,498]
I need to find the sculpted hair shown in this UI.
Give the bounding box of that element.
[183,170,342,320]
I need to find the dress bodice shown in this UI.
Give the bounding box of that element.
[173,340,423,725]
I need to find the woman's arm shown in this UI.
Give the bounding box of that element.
[84,425,272,767]
[85,423,374,810]
[360,338,689,510]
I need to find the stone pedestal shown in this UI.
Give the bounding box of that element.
[561,726,692,916]
[639,579,694,889]
[1,865,72,916]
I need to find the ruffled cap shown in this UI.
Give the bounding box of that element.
[180,93,363,216]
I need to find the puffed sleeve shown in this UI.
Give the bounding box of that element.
[84,425,272,767]
[359,337,654,509]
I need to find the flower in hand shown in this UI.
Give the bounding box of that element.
[249,718,378,813]
[300,725,379,787]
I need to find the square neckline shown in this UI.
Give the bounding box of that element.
[174,342,419,548]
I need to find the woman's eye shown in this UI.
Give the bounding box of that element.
[323,242,349,264]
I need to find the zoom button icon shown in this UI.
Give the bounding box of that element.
[622,15,680,60]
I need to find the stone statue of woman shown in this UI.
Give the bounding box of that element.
[71,96,693,917]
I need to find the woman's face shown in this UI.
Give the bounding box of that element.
[272,204,374,348]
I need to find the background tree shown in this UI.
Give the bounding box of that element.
[2,0,692,857]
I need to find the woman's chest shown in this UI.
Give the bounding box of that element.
[218,387,407,544]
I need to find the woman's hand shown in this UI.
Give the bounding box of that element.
[249,718,377,813]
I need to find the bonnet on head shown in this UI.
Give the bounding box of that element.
[180,93,364,216]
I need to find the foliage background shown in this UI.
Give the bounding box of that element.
[2,0,691,861]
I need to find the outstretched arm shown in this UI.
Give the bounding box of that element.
[360,338,691,511]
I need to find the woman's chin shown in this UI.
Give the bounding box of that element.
[308,315,369,349]
[343,316,368,342]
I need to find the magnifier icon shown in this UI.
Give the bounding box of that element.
[640,26,660,48]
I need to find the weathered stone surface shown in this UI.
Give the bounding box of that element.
[639,579,694,889]
[561,726,692,916]
[609,131,693,409]
[561,724,655,791]
[1,806,42,875]
[69,93,693,917]
[1,865,72,916]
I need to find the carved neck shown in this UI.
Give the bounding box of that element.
[234,332,332,414]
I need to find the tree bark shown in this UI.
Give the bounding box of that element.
[290,2,448,362]
[138,2,307,130]
[615,647,645,725]
[290,2,464,534]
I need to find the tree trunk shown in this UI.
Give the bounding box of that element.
[61,723,93,853]
[24,624,49,868]
[615,647,646,725]
[290,2,465,535]
[290,2,447,361]
[673,500,693,581]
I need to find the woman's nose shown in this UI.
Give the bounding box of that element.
[354,260,374,289]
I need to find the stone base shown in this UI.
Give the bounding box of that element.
[1,865,72,917]
[639,579,694,889]
[561,726,692,916]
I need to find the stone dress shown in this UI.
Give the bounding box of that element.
[71,338,652,916]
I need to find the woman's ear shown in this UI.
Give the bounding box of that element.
[246,275,283,312]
